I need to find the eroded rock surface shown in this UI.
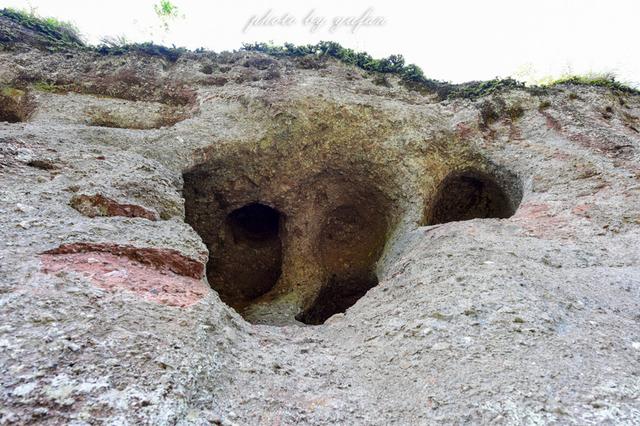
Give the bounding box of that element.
[1,21,639,425]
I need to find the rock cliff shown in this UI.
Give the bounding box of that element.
[1,12,639,425]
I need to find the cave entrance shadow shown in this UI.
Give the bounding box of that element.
[295,273,379,325]
[424,170,519,225]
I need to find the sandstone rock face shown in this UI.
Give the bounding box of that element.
[1,25,640,425]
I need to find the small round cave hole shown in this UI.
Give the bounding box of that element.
[185,199,285,313]
[424,170,517,225]
[0,90,32,123]
[216,203,283,304]
[0,110,22,123]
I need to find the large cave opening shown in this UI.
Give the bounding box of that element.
[424,170,517,225]
[183,165,394,326]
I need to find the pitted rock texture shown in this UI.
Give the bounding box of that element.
[1,25,640,425]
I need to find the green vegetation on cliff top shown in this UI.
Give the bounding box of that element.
[0,7,83,48]
[1,8,638,99]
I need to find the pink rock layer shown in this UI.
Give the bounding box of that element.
[42,242,206,279]
[40,250,209,307]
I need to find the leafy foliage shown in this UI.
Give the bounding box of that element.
[95,41,187,62]
[241,43,640,99]
[444,78,526,100]
[153,0,181,32]
[32,81,63,93]
[154,0,179,18]
[0,7,184,62]
[242,42,419,78]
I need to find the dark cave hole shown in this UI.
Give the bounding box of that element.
[0,110,22,123]
[0,91,31,123]
[425,170,516,225]
[227,203,280,242]
[296,273,379,325]
[182,169,394,326]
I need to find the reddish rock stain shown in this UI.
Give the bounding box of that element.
[40,251,209,307]
[42,242,206,279]
[513,203,550,220]
[512,202,572,239]
[542,112,562,132]
[572,203,593,218]
[70,193,159,221]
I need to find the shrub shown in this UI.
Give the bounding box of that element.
[538,100,551,110]
[241,42,532,100]
[95,41,187,62]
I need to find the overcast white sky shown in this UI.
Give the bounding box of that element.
[2,0,639,86]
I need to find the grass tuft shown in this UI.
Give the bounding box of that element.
[543,73,639,95]
[0,8,83,48]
